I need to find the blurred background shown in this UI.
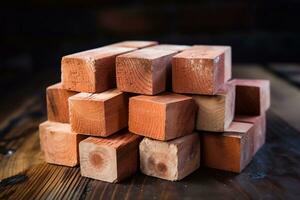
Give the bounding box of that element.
[1,0,300,93]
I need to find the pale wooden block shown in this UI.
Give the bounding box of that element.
[39,121,86,167]
[146,44,191,52]
[69,89,128,136]
[46,83,77,123]
[116,48,177,95]
[109,40,158,48]
[79,130,142,183]
[129,92,196,141]
[139,133,200,181]
[201,122,255,173]
[61,46,135,93]
[192,83,235,132]
[230,79,270,115]
[172,45,231,95]
[235,114,266,154]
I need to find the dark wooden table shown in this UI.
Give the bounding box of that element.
[1,65,300,200]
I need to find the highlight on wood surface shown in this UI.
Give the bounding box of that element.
[61,46,135,93]
[192,83,235,132]
[129,92,196,141]
[172,45,231,95]
[39,121,87,167]
[230,79,270,115]
[116,48,177,95]
[201,121,255,173]
[46,82,77,123]
[79,130,142,183]
[109,40,158,49]
[145,44,191,52]
[139,133,200,181]
[69,89,129,136]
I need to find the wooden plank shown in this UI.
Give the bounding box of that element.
[172,45,231,95]
[116,48,177,95]
[230,79,270,115]
[129,93,196,141]
[61,46,135,93]
[39,121,87,167]
[201,121,255,173]
[192,83,235,132]
[69,89,129,137]
[109,40,158,49]
[79,131,142,183]
[139,133,200,181]
[47,83,77,123]
[146,44,191,52]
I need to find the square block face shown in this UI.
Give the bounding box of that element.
[69,89,128,136]
[193,83,235,132]
[47,83,77,123]
[202,122,254,173]
[129,93,196,141]
[139,133,200,181]
[39,121,85,167]
[172,46,230,95]
[61,46,135,93]
[116,49,177,95]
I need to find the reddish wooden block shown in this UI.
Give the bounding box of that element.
[146,44,191,52]
[235,114,266,154]
[172,45,231,95]
[201,122,255,173]
[109,40,158,48]
[69,89,128,136]
[140,133,200,181]
[39,121,86,167]
[230,79,270,115]
[79,130,142,183]
[192,83,235,132]
[46,83,77,123]
[61,46,135,93]
[129,92,196,141]
[116,48,177,95]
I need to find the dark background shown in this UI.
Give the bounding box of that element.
[1,0,300,91]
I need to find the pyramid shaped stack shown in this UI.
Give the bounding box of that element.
[39,41,270,183]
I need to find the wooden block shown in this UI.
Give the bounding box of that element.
[69,89,128,136]
[146,44,191,52]
[109,40,158,48]
[139,133,200,181]
[172,45,231,95]
[129,92,196,141]
[201,122,255,173]
[230,79,270,115]
[61,46,135,93]
[116,48,177,95]
[46,83,77,123]
[192,83,235,132]
[79,130,142,183]
[39,121,86,167]
[235,114,266,154]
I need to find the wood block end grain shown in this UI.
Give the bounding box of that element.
[79,131,142,183]
[140,133,200,181]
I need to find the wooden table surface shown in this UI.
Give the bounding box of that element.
[1,65,300,200]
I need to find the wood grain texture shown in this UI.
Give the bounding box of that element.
[39,121,87,167]
[116,48,177,95]
[46,83,77,123]
[172,45,231,95]
[230,79,270,115]
[140,133,200,181]
[201,121,255,173]
[61,46,135,93]
[79,130,142,183]
[129,92,196,141]
[235,114,266,154]
[109,40,158,49]
[192,83,235,132]
[69,89,128,136]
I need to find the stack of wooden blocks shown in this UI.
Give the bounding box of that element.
[39,41,270,183]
